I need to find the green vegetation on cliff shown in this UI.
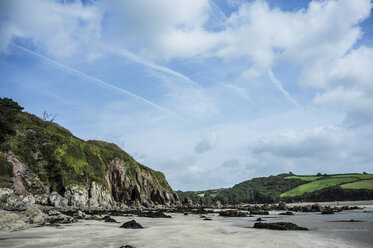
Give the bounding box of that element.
[0,98,171,195]
[177,173,373,204]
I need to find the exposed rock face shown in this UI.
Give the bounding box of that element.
[105,158,179,207]
[49,192,68,208]
[5,152,48,196]
[89,181,115,209]
[0,188,35,209]
[1,154,179,210]
[0,101,180,210]
[64,186,89,209]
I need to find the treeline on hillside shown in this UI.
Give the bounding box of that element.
[177,173,373,204]
[214,174,304,204]
[282,186,373,202]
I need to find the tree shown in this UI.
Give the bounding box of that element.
[0,97,24,141]
[0,97,23,112]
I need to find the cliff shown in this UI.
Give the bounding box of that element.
[0,98,179,209]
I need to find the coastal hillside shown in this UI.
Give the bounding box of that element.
[0,98,179,209]
[178,173,373,204]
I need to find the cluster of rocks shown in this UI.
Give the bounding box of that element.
[237,202,361,214]
[135,210,171,218]
[0,205,78,231]
[219,210,247,217]
[253,222,308,231]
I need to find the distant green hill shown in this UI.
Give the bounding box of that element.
[177,173,373,204]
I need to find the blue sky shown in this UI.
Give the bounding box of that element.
[1,0,373,190]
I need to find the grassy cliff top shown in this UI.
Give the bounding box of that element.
[0,98,171,194]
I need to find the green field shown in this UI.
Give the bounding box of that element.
[332,174,373,180]
[341,179,373,190]
[285,176,323,181]
[280,177,359,198]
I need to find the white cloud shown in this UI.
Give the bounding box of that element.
[252,126,354,159]
[249,126,373,175]
[104,0,215,59]
[314,88,373,126]
[194,132,219,154]
[214,0,371,78]
[0,0,102,57]
[301,46,373,90]
[2,0,371,75]
[309,46,373,126]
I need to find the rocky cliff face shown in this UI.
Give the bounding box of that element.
[1,149,179,210]
[0,98,179,209]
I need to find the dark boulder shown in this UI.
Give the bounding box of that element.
[120,220,143,229]
[137,210,171,218]
[277,201,288,210]
[203,218,212,221]
[256,218,264,221]
[219,210,247,217]
[182,197,193,206]
[250,210,269,215]
[311,204,323,212]
[279,211,294,216]
[190,208,212,215]
[253,222,308,231]
[262,204,271,210]
[321,209,334,214]
[102,215,118,222]
[120,245,135,248]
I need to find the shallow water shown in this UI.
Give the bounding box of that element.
[0,209,372,248]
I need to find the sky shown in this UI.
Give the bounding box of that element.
[0,0,373,191]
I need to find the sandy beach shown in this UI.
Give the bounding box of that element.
[1,202,372,248]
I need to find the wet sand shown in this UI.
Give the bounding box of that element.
[1,202,372,248]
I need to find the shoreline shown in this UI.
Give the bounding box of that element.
[1,200,373,247]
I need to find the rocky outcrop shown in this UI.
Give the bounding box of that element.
[102,215,118,222]
[136,210,171,218]
[0,188,35,209]
[5,152,48,196]
[120,220,143,229]
[253,222,308,231]
[219,210,247,217]
[89,181,115,209]
[279,211,294,215]
[1,154,179,210]
[105,158,179,207]
[0,101,180,211]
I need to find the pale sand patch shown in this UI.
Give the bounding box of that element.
[0,201,372,248]
[1,210,372,248]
